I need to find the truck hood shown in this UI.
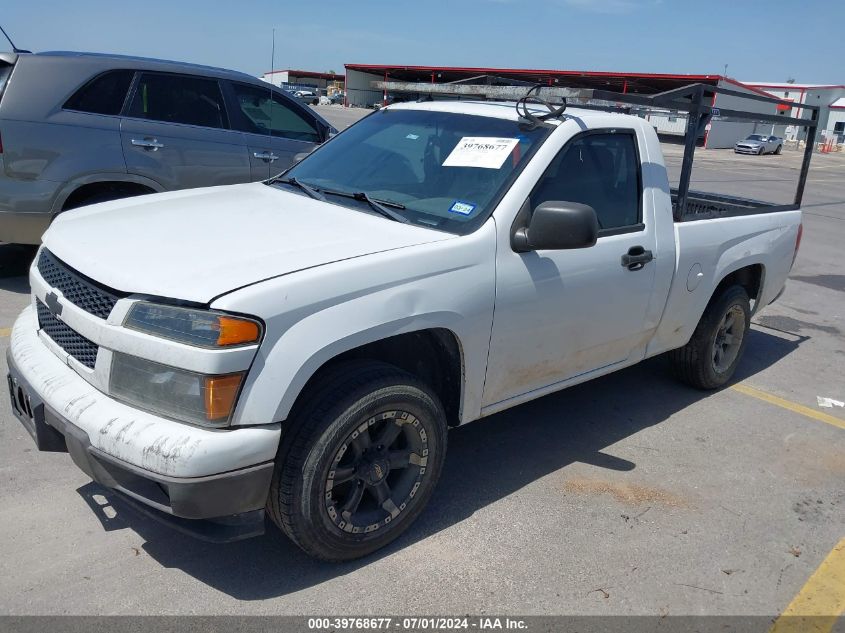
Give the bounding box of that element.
[43,183,452,303]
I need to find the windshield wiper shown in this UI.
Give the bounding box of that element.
[273,177,326,202]
[322,189,410,224]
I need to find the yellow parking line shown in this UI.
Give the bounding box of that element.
[0,327,11,338]
[732,383,845,431]
[769,538,845,633]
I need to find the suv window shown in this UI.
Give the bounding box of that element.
[63,70,134,115]
[530,131,641,231]
[127,73,228,129]
[230,83,320,142]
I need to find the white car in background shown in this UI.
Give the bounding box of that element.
[735,134,783,155]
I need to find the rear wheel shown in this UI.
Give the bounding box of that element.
[268,361,448,561]
[669,285,751,390]
[64,191,132,210]
[78,192,125,207]
[62,185,153,213]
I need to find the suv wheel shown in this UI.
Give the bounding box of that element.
[268,360,448,561]
[669,285,751,390]
[63,187,149,212]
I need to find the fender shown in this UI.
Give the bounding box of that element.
[50,173,166,216]
[646,211,799,357]
[706,218,796,312]
[213,223,499,428]
[269,315,467,425]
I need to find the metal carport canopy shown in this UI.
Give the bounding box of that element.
[344,63,726,94]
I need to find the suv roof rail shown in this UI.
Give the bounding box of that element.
[35,50,255,80]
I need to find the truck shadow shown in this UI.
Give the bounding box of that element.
[0,243,36,290]
[77,326,804,601]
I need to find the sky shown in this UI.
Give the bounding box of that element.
[3,0,843,84]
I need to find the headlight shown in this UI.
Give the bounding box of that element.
[110,352,244,426]
[124,302,261,348]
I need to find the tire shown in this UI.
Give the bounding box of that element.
[268,360,448,561]
[758,147,764,155]
[63,189,143,212]
[669,285,751,390]
[775,144,782,155]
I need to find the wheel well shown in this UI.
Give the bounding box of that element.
[297,329,464,427]
[713,264,764,308]
[61,181,156,212]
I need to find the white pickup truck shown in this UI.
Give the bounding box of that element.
[6,92,806,561]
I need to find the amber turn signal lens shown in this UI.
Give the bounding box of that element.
[204,373,244,421]
[216,317,261,346]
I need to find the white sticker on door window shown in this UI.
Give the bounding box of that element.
[442,137,520,169]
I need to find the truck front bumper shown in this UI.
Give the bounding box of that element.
[6,307,281,542]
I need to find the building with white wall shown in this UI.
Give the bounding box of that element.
[261,69,344,92]
[742,82,845,142]
[830,98,845,142]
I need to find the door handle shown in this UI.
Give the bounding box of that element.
[253,151,279,162]
[621,246,653,271]
[131,138,164,151]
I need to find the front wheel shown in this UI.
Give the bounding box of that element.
[268,361,448,561]
[775,144,782,155]
[669,285,751,390]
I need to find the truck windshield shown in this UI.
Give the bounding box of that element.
[275,108,550,234]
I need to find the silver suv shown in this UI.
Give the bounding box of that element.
[0,51,336,244]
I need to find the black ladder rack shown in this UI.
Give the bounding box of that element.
[373,80,820,221]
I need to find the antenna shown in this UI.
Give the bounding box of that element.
[0,24,31,54]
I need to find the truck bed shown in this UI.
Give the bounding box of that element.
[671,189,782,221]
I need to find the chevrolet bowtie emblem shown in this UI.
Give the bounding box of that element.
[45,292,63,318]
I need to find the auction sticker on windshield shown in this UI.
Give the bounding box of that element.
[443,137,520,169]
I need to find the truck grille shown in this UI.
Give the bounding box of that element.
[36,299,99,369]
[37,249,122,320]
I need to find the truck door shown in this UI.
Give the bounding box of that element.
[120,72,251,190]
[225,81,324,181]
[483,128,660,408]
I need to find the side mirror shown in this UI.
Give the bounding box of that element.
[315,122,336,144]
[512,201,599,252]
